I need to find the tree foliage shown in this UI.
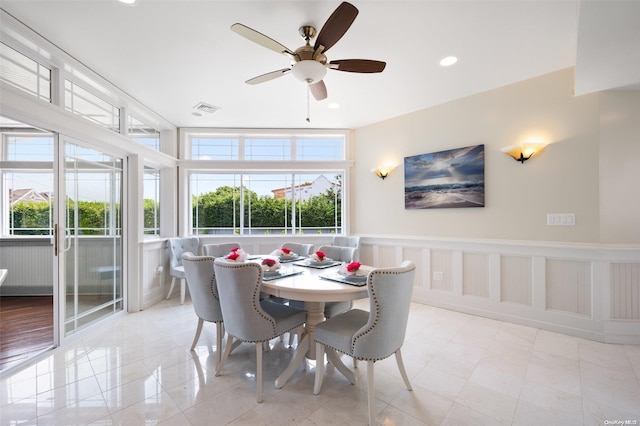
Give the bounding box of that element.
[11,176,342,235]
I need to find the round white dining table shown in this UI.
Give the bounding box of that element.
[259,262,369,388]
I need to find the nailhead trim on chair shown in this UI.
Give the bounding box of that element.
[184,254,224,325]
[216,261,280,340]
[188,255,220,301]
[315,267,412,362]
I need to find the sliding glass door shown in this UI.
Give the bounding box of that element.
[60,140,123,336]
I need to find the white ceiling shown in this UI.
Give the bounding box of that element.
[1,1,639,130]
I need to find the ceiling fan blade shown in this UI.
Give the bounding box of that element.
[314,2,358,54]
[309,80,327,100]
[246,68,291,85]
[329,59,386,73]
[231,23,295,58]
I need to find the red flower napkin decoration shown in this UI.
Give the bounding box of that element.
[262,258,276,267]
[315,251,326,261]
[281,247,291,254]
[346,261,361,272]
[226,247,247,261]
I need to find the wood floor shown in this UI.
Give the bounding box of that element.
[0,296,54,371]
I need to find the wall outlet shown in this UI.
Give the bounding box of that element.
[433,271,444,281]
[155,266,163,275]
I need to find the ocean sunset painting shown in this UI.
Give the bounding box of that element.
[404,144,485,209]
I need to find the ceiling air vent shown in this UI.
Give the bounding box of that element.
[193,102,220,114]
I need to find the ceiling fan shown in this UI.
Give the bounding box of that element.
[231,1,386,101]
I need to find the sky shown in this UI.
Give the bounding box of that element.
[404,144,485,188]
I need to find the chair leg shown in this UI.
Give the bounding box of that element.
[256,343,263,403]
[180,279,186,304]
[367,360,375,426]
[288,325,302,347]
[190,318,204,351]
[215,322,223,365]
[215,335,235,376]
[313,342,325,395]
[395,349,413,391]
[166,276,177,299]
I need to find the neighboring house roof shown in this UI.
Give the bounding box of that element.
[9,189,51,205]
[271,175,337,199]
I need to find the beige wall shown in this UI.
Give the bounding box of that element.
[599,91,640,243]
[351,68,639,243]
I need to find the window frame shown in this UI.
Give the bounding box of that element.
[179,129,352,237]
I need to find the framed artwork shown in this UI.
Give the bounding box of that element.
[404,144,485,209]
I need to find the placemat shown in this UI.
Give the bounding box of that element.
[320,272,368,286]
[294,260,342,269]
[262,270,303,281]
[278,256,307,263]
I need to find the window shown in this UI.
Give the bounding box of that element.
[191,137,238,160]
[245,138,291,160]
[0,42,51,102]
[185,131,347,236]
[1,123,55,236]
[5,171,54,235]
[296,137,343,161]
[65,80,120,132]
[188,134,345,161]
[190,172,342,235]
[143,167,160,236]
[128,115,160,151]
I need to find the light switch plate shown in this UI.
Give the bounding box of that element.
[547,213,575,226]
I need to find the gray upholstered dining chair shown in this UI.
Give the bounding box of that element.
[317,244,358,265]
[316,244,359,318]
[279,242,314,256]
[202,242,242,257]
[166,237,200,304]
[213,258,306,403]
[181,253,224,363]
[332,236,361,261]
[313,260,416,426]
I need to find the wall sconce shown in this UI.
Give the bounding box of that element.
[501,142,548,164]
[372,165,396,180]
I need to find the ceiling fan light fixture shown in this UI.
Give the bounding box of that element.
[291,60,327,84]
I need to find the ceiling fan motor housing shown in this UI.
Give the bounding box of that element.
[291,44,327,83]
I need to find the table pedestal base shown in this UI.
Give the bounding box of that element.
[275,300,324,388]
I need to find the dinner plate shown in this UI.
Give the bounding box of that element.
[338,270,367,281]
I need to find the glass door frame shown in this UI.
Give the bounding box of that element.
[54,135,127,341]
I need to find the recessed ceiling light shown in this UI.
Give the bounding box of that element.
[328,102,340,109]
[439,56,458,67]
[118,0,136,4]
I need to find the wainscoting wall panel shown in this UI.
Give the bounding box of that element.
[430,249,453,292]
[0,239,53,295]
[141,239,168,309]
[545,258,592,316]
[359,236,640,344]
[611,262,640,320]
[463,252,490,298]
[500,255,532,306]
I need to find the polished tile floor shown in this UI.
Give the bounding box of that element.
[1,298,639,425]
